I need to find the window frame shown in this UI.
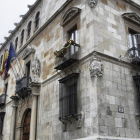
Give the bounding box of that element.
[21,29,25,45]
[59,73,79,119]
[35,12,40,28]
[15,37,18,51]
[27,21,32,37]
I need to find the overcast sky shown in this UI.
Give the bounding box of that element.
[0,0,36,44]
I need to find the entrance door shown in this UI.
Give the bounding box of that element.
[22,110,31,140]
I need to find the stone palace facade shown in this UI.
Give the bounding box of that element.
[0,0,140,140]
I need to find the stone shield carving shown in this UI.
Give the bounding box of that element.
[89,57,103,77]
[88,0,98,8]
[31,56,40,83]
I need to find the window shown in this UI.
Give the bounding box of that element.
[35,12,40,28]
[15,37,18,51]
[59,73,79,119]
[21,29,24,44]
[26,62,30,85]
[27,21,32,37]
[69,27,78,55]
[0,112,5,135]
[129,29,140,57]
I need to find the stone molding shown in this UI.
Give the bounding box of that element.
[123,0,140,10]
[22,47,35,60]
[122,12,140,26]
[89,52,103,77]
[60,7,81,26]
[87,0,98,8]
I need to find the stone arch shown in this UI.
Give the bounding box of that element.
[16,108,31,140]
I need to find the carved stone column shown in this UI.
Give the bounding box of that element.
[29,83,40,140]
[10,96,19,140]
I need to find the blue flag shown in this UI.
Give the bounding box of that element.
[6,42,16,72]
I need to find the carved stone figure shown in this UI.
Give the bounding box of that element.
[31,56,40,82]
[89,54,103,77]
[88,0,98,8]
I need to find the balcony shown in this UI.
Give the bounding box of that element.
[16,75,31,98]
[54,40,80,70]
[0,94,5,107]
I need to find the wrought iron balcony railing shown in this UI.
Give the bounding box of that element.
[0,94,5,107]
[54,40,80,70]
[128,34,140,66]
[16,75,31,98]
[128,47,140,66]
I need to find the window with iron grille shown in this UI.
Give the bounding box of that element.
[59,73,79,119]
[15,37,18,51]
[21,29,24,44]
[27,21,32,37]
[35,12,40,28]
[133,75,140,114]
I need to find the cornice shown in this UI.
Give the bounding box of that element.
[0,0,42,51]
[14,0,73,56]
[123,0,140,10]
[122,12,140,26]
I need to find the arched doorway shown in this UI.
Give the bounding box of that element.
[22,109,31,140]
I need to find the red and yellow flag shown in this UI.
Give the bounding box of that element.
[0,50,8,76]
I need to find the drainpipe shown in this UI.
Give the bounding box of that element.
[10,96,19,140]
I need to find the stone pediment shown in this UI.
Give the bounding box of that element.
[22,47,35,60]
[60,7,81,26]
[122,12,140,25]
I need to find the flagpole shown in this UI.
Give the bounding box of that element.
[15,57,25,76]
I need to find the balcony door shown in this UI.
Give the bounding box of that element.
[22,109,31,140]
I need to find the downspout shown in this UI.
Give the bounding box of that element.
[35,96,38,140]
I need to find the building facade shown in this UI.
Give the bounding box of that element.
[0,0,140,140]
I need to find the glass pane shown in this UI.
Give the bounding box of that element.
[71,45,74,55]
[133,35,138,56]
[75,30,78,52]
[129,34,134,55]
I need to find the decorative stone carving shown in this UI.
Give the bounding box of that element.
[31,56,40,83]
[88,0,98,8]
[122,12,140,25]
[22,47,35,60]
[89,52,103,77]
[14,23,19,26]
[61,7,81,26]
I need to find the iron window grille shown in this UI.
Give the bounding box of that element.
[59,73,79,120]
[128,29,140,65]
[133,75,140,114]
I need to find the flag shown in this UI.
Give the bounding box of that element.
[0,49,8,76]
[6,42,16,72]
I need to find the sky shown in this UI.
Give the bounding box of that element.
[0,0,36,44]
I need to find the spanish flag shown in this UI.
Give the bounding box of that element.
[0,49,8,76]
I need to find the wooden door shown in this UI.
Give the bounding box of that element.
[22,110,31,140]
